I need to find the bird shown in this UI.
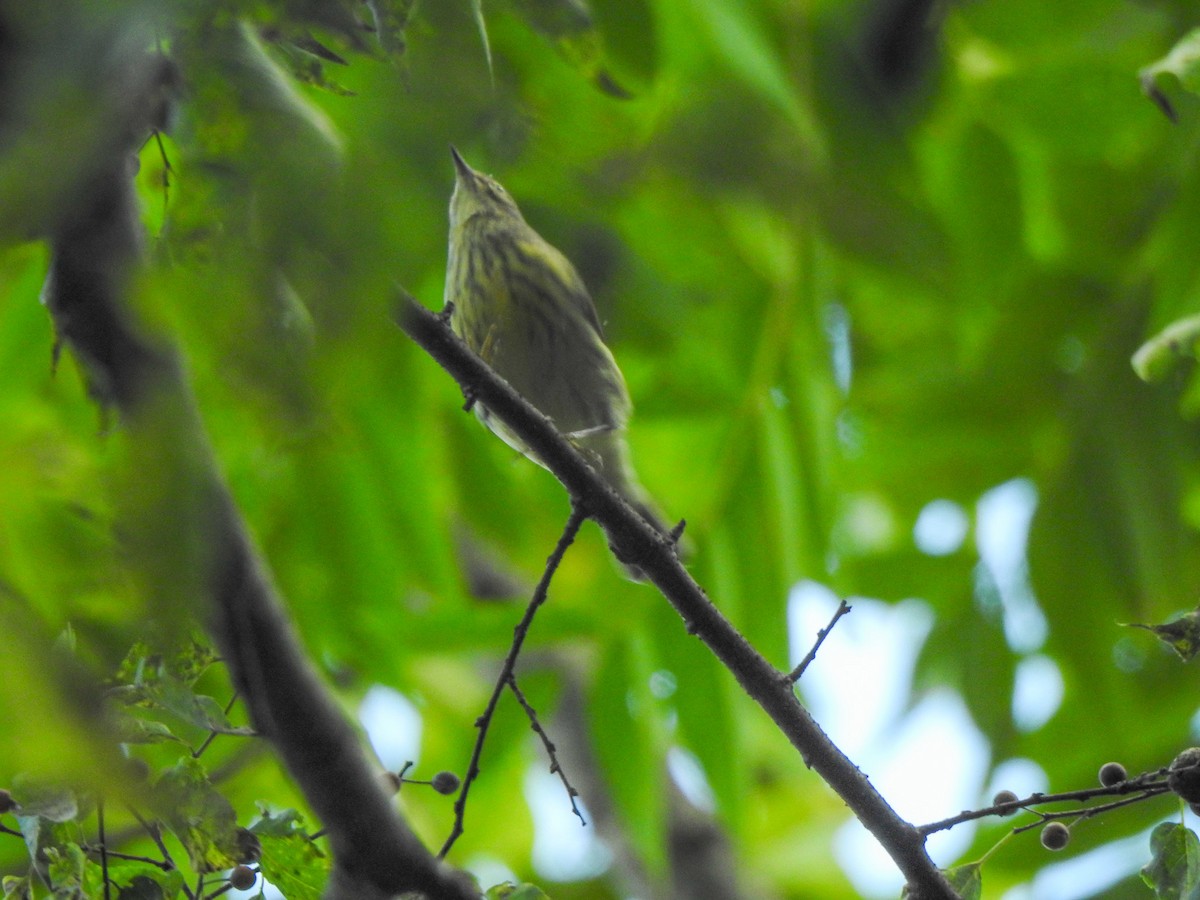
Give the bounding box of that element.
[444,147,679,578]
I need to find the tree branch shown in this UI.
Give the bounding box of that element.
[785,598,852,683]
[440,504,587,857]
[919,772,1173,836]
[506,675,586,827]
[395,291,960,899]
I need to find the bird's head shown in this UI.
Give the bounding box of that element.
[449,146,523,229]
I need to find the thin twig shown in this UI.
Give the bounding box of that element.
[785,599,851,683]
[1011,790,1170,834]
[203,880,237,899]
[83,847,176,870]
[99,798,111,900]
[507,674,586,826]
[126,806,180,877]
[918,775,1173,836]
[192,691,242,759]
[439,504,588,859]
[141,128,173,238]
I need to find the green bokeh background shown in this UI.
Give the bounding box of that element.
[3,0,1200,896]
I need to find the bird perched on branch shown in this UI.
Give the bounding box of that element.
[444,147,681,578]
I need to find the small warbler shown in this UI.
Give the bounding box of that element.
[444,147,675,578]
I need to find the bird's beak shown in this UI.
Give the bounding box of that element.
[450,145,473,181]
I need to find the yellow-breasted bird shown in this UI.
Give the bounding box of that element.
[444,147,676,578]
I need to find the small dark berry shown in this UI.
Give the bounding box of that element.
[431,771,461,796]
[0,790,14,814]
[228,865,256,890]
[235,827,262,864]
[1040,822,1070,851]
[1098,762,1127,787]
[1170,748,1200,804]
[992,789,1019,815]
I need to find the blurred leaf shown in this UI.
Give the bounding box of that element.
[259,838,327,900]
[1141,28,1200,122]
[486,884,551,899]
[903,862,981,899]
[2,876,31,898]
[364,0,418,60]
[591,0,656,89]
[7,0,1200,895]
[45,843,99,896]
[470,0,496,84]
[507,0,631,97]
[946,862,983,899]
[114,718,182,745]
[12,780,77,823]
[1134,315,1200,383]
[1141,822,1200,898]
[254,809,328,900]
[116,874,169,899]
[153,758,240,873]
[686,0,822,153]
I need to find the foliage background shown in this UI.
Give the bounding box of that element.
[3,0,1200,897]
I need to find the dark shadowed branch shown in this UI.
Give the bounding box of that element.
[40,82,477,899]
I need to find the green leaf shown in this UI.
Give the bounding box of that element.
[1133,315,1200,383]
[153,679,251,736]
[11,782,84,872]
[2,876,31,899]
[945,863,983,900]
[113,640,251,736]
[590,0,656,89]
[263,33,357,97]
[46,843,98,895]
[177,19,343,167]
[508,0,631,97]
[249,807,310,838]
[486,883,551,899]
[363,0,417,60]
[685,0,821,154]
[902,865,981,900]
[116,874,167,899]
[257,829,328,900]
[1140,28,1200,122]
[114,717,182,745]
[11,779,77,822]
[470,0,495,84]
[1142,822,1200,899]
[113,866,185,899]
[153,758,240,873]
[249,809,327,899]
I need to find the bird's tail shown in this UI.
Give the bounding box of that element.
[582,430,688,581]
